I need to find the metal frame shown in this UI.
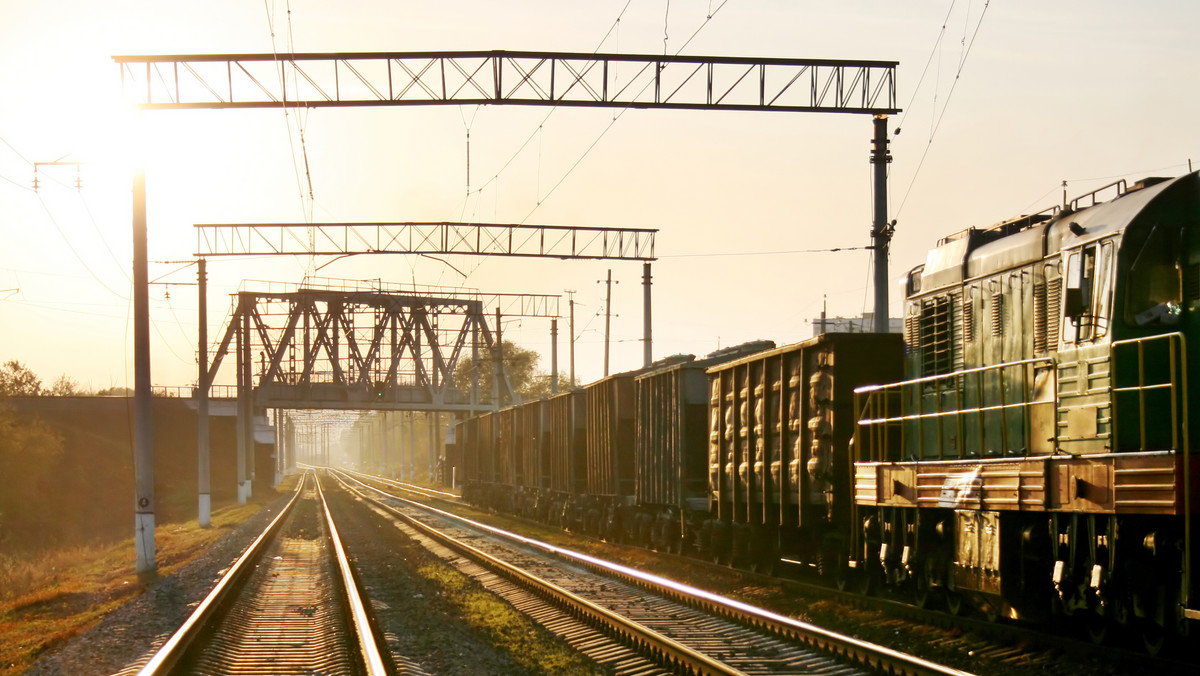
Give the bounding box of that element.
[196,221,655,261]
[117,51,899,115]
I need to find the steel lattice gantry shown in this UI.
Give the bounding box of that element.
[116,50,898,114]
[195,221,655,260]
[208,288,528,412]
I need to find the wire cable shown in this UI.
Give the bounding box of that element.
[893,0,991,220]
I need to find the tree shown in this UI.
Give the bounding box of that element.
[46,374,85,396]
[0,403,63,546]
[522,371,575,399]
[451,340,541,405]
[0,360,41,397]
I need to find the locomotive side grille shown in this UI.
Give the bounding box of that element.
[1185,262,1200,302]
[918,295,955,376]
[1045,278,1062,349]
[905,313,920,349]
[1033,282,1047,353]
[991,293,1005,339]
[962,294,975,343]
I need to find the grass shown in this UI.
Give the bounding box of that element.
[0,488,285,676]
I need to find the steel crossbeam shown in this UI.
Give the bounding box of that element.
[196,222,656,261]
[116,50,899,114]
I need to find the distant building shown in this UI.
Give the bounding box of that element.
[810,312,902,336]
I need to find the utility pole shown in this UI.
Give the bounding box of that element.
[871,114,894,334]
[132,151,154,574]
[599,270,615,377]
[642,262,652,367]
[550,318,559,395]
[565,290,576,388]
[197,258,210,527]
[493,307,503,410]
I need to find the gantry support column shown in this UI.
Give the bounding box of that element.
[197,257,211,527]
[643,262,652,367]
[871,114,894,334]
[132,157,155,574]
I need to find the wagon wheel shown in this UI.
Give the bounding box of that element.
[1085,612,1109,645]
[944,577,966,616]
[912,558,935,609]
[1138,580,1169,656]
[1141,619,1166,656]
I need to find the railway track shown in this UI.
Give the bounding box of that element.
[329,468,973,676]
[128,472,389,675]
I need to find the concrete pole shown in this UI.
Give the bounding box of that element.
[550,317,559,395]
[427,411,435,482]
[235,300,248,504]
[642,262,652,367]
[569,296,576,388]
[196,258,211,528]
[133,156,155,574]
[471,308,480,416]
[603,269,612,377]
[871,114,893,334]
[408,412,416,480]
[493,308,502,410]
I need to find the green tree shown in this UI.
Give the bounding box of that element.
[522,371,575,399]
[46,374,85,396]
[451,340,541,405]
[0,360,41,396]
[0,403,63,546]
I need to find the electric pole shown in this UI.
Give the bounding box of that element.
[565,289,576,388]
[599,270,616,377]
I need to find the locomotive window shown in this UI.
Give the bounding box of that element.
[1064,246,1096,342]
[1093,241,1114,338]
[1125,223,1182,327]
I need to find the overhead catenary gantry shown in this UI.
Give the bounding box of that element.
[195,221,655,260]
[116,50,897,114]
[119,49,899,573]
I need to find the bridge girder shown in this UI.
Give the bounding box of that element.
[209,289,518,412]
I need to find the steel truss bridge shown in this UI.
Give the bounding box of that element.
[206,284,556,412]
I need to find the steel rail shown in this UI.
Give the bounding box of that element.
[137,472,391,675]
[136,475,307,675]
[314,475,391,675]
[332,469,974,676]
[327,471,741,676]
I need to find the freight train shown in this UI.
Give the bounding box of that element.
[451,171,1200,653]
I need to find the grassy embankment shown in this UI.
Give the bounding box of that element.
[0,493,279,676]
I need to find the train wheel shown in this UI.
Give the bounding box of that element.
[850,559,878,597]
[834,561,852,591]
[945,581,966,616]
[1085,613,1109,645]
[1141,620,1166,656]
[912,559,934,609]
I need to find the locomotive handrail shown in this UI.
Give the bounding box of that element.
[854,356,1053,461]
[1109,331,1190,615]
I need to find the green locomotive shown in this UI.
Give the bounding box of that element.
[853,172,1200,651]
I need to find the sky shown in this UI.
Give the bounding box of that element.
[1,0,1198,392]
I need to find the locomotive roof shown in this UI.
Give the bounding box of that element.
[913,172,1196,293]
